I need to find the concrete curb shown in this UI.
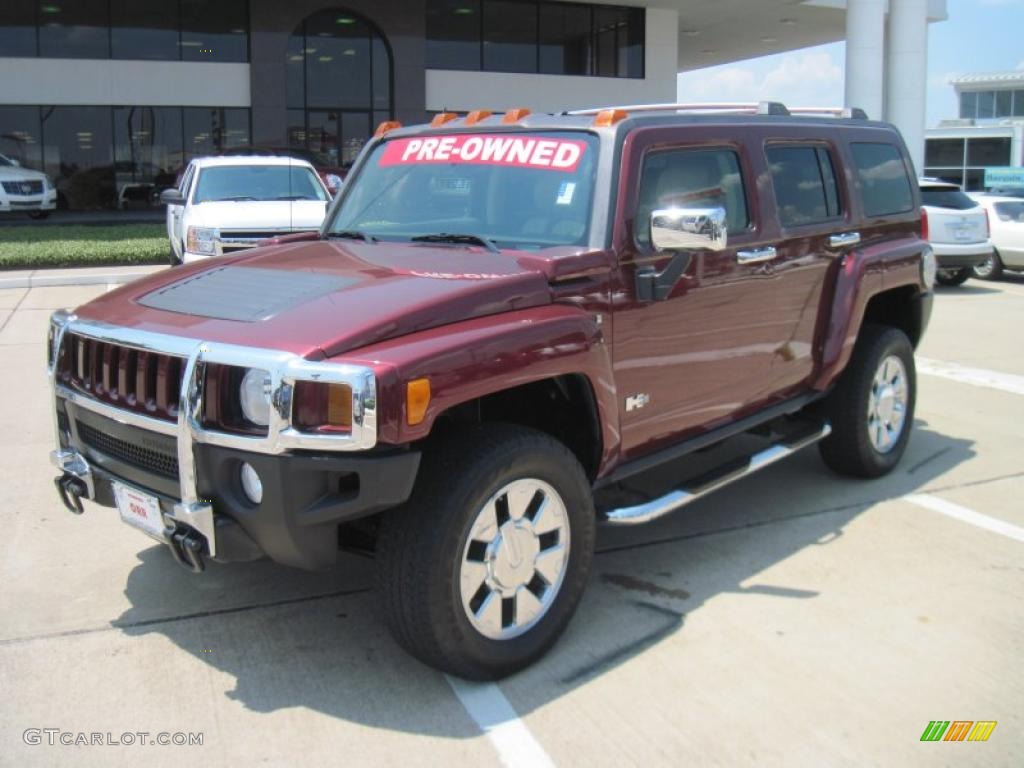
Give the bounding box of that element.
[0,265,165,290]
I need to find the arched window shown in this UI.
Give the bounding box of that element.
[286,9,392,170]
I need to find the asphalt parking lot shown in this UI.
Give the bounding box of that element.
[0,276,1021,767]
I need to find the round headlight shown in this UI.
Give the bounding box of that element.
[239,368,272,426]
[240,462,263,504]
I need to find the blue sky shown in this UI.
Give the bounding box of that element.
[676,0,1024,127]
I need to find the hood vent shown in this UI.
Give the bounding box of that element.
[138,266,357,322]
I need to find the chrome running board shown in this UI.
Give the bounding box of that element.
[602,423,831,526]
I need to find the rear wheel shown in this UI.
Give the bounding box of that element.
[972,251,1004,280]
[376,424,595,680]
[935,267,971,286]
[819,325,916,478]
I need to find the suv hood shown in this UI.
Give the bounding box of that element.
[0,165,46,181]
[75,239,556,359]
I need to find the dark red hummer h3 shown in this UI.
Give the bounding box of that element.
[48,101,935,679]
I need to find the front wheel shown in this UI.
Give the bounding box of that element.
[376,424,595,680]
[972,251,1004,281]
[819,325,916,478]
[27,210,50,220]
[935,267,971,286]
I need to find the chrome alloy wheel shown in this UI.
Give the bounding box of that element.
[867,354,909,454]
[459,478,571,640]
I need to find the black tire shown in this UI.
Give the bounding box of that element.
[376,423,596,680]
[819,325,916,478]
[972,250,1004,281]
[935,267,971,286]
[168,243,182,266]
[27,210,50,220]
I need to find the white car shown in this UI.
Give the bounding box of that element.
[0,153,57,219]
[161,156,331,264]
[919,179,992,286]
[970,196,1024,280]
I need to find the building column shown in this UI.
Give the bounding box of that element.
[844,0,886,121]
[885,0,929,175]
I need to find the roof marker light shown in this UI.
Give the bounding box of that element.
[501,108,531,124]
[430,112,459,127]
[593,108,628,127]
[464,110,493,126]
[374,120,402,138]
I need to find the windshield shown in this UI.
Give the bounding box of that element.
[193,165,328,203]
[994,201,1024,222]
[327,132,600,249]
[0,154,15,167]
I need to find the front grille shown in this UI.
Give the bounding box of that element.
[77,419,180,479]
[2,180,44,195]
[58,333,185,423]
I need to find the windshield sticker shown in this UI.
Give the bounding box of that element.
[380,135,586,172]
[556,181,576,205]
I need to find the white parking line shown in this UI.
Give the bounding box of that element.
[446,676,555,768]
[905,493,1024,544]
[916,357,1024,396]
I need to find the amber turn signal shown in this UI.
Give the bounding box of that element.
[374,120,402,137]
[406,378,431,426]
[593,108,628,127]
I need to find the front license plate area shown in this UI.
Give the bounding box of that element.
[113,482,168,541]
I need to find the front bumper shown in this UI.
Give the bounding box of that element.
[0,191,56,213]
[47,314,414,571]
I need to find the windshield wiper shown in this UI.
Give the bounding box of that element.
[327,230,378,243]
[410,233,500,254]
[213,195,258,202]
[275,195,316,201]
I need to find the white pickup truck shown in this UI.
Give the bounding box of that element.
[161,156,331,264]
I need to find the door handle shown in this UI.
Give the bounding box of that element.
[736,246,777,265]
[828,231,861,249]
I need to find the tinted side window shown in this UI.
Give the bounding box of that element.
[851,142,914,217]
[636,148,749,245]
[766,145,842,227]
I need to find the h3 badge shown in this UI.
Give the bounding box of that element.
[625,393,650,412]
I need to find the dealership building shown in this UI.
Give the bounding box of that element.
[0,0,945,210]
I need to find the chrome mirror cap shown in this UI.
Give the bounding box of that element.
[650,207,727,252]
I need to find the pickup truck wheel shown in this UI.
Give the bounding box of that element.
[972,251,1003,280]
[819,325,916,478]
[376,424,595,680]
[168,244,182,266]
[935,268,971,286]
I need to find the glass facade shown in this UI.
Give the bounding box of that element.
[4,0,248,61]
[924,135,1014,191]
[426,0,644,78]
[0,105,250,210]
[959,88,1024,119]
[286,10,391,170]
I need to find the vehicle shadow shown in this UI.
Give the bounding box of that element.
[934,283,1001,296]
[113,418,973,736]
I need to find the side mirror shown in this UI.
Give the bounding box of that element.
[650,207,727,252]
[160,188,185,206]
[10,158,20,167]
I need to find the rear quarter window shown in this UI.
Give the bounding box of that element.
[766,145,842,227]
[851,142,914,217]
[920,188,977,210]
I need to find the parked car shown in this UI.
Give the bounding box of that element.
[919,178,992,286]
[0,153,57,219]
[48,102,933,679]
[160,156,331,264]
[970,196,1024,280]
[977,186,1024,200]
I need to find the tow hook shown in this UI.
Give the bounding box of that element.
[54,474,88,515]
[165,523,206,573]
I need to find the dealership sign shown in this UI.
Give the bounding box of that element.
[379,135,587,172]
[984,167,1024,187]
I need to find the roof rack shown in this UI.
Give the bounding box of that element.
[567,102,870,120]
[569,101,790,116]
